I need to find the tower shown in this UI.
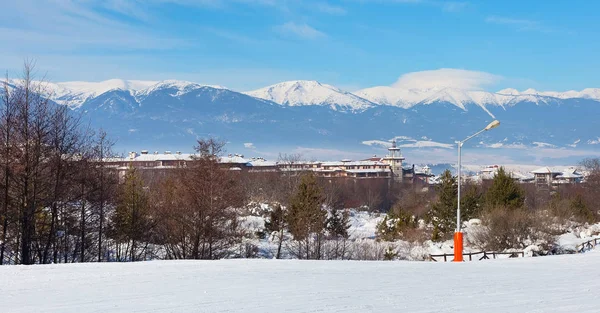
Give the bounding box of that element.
[383,139,405,182]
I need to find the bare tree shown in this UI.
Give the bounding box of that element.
[0,72,16,264]
[155,138,246,260]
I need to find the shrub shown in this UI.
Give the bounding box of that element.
[376,205,417,241]
[474,206,556,251]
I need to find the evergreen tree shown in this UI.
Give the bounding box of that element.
[113,167,151,261]
[326,209,350,240]
[461,184,482,221]
[570,194,595,223]
[264,204,286,259]
[376,204,417,241]
[485,167,524,210]
[286,173,326,259]
[428,170,457,241]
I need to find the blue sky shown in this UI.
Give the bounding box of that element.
[1,0,599,92]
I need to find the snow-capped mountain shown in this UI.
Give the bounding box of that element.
[43,79,157,108]
[4,77,600,162]
[354,86,579,114]
[244,80,374,111]
[7,79,228,109]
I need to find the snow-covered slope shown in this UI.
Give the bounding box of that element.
[353,86,430,108]
[5,77,600,154]
[136,80,226,98]
[355,85,574,112]
[1,252,599,312]
[44,79,157,108]
[244,80,374,111]
[10,77,599,113]
[7,79,229,109]
[506,88,600,101]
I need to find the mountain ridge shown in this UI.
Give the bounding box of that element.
[3,78,600,160]
[7,78,600,113]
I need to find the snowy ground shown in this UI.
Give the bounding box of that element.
[1,251,599,312]
[240,206,600,260]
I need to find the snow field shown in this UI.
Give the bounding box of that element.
[1,251,599,312]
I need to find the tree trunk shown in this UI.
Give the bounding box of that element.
[276,228,283,259]
[80,191,86,263]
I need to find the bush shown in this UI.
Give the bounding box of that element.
[376,205,417,241]
[473,207,556,251]
[548,193,596,224]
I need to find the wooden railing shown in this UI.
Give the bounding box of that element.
[430,237,600,262]
[429,250,525,262]
[576,238,600,253]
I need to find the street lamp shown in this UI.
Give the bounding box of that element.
[453,120,500,262]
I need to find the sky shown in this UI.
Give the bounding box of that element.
[1,0,599,92]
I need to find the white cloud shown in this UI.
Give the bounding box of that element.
[392,68,501,90]
[316,3,347,15]
[398,141,453,149]
[244,142,256,149]
[393,136,415,141]
[441,2,468,12]
[532,142,557,148]
[567,139,581,148]
[362,137,452,149]
[485,16,565,34]
[274,22,326,39]
[362,140,392,148]
[485,16,539,29]
[483,142,529,149]
[0,1,188,52]
[524,148,598,162]
[588,138,600,145]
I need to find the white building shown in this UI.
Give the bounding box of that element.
[382,139,405,182]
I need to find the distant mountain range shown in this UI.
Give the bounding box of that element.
[4,79,600,161]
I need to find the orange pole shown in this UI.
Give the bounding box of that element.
[453,232,463,262]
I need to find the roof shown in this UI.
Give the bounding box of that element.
[219,156,250,164]
[321,161,387,167]
[556,168,583,179]
[531,167,563,174]
[346,169,390,174]
[115,153,195,162]
[509,172,535,180]
[248,160,278,167]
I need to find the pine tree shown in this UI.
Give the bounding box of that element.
[286,173,326,259]
[570,194,595,223]
[376,204,417,241]
[428,170,457,241]
[113,167,151,261]
[485,167,524,210]
[265,204,286,259]
[461,184,482,221]
[326,209,350,240]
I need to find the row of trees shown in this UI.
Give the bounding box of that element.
[0,62,389,263]
[378,165,600,251]
[1,63,117,265]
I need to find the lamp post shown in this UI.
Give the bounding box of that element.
[454,120,500,262]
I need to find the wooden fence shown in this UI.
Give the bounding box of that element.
[429,251,525,262]
[576,238,600,253]
[430,237,600,262]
